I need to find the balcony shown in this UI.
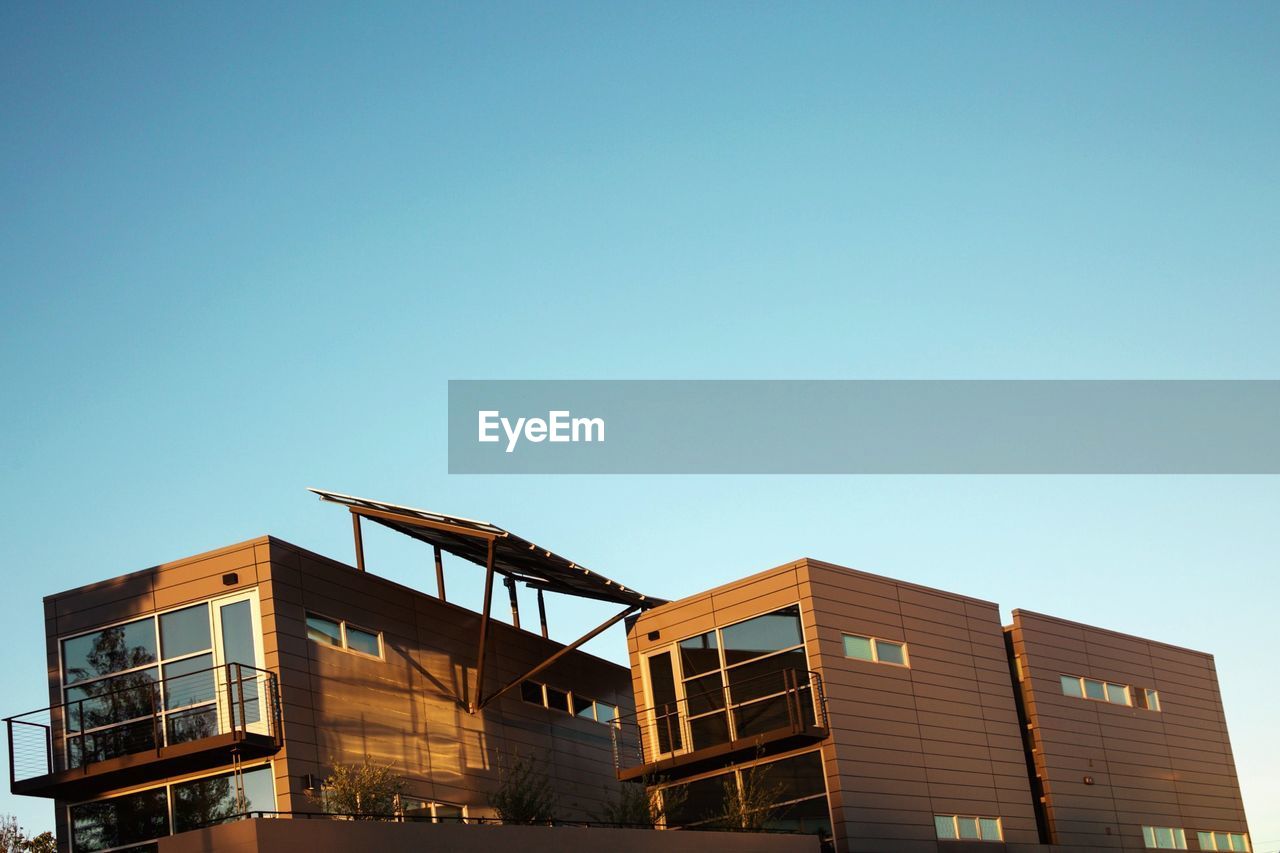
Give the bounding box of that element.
[5,663,281,800]
[610,668,828,782]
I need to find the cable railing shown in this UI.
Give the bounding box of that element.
[190,810,816,834]
[610,668,827,775]
[5,662,281,786]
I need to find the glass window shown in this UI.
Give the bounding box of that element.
[220,600,257,667]
[161,653,215,710]
[63,618,158,684]
[520,680,543,704]
[679,632,720,676]
[1105,682,1129,705]
[727,650,804,704]
[66,668,159,733]
[1060,675,1084,698]
[647,651,682,752]
[875,640,906,666]
[345,625,381,657]
[843,635,874,661]
[1083,679,1107,701]
[306,615,342,647]
[958,815,981,839]
[764,751,826,802]
[572,695,596,719]
[595,703,617,724]
[979,817,1002,840]
[1143,688,1162,712]
[663,774,727,827]
[71,788,170,853]
[172,765,274,832]
[1144,825,1188,849]
[433,803,464,823]
[545,686,570,713]
[934,815,958,839]
[721,606,802,665]
[401,796,430,818]
[159,605,212,659]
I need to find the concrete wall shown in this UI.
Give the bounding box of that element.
[155,818,823,853]
[1008,610,1250,850]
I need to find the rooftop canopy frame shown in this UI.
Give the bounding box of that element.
[308,488,663,713]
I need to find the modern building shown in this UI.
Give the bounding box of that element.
[4,492,1252,853]
[615,560,1253,853]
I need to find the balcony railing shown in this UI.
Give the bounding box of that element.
[610,668,828,781]
[5,662,281,797]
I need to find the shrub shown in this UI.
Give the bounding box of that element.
[489,752,557,824]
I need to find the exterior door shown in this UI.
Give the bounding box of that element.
[210,592,267,735]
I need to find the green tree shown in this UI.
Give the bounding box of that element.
[307,758,405,818]
[489,752,557,824]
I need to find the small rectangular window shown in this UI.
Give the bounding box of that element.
[520,680,544,704]
[874,640,907,666]
[979,818,1002,840]
[1083,678,1107,701]
[957,816,981,839]
[345,625,381,657]
[433,803,465,823]
[596,703,617,724]
[1143,688,1161,712]
[306,615,342,647]
[1061,675,1084,698]
[545,686,570,713]
[843,634,874,661]
[1105,682,1130,705]
[934,815,958,839]
[1143,825,1188,849]
[572,695,596,719]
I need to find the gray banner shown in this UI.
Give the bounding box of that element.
[447,381,1280,474]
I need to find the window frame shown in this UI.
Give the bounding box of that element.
[57,591,265,764]
[643,603,816,758]
[1142,825,1189,849]
[841,633,911,668]
[933,813,1003,842]
[1197,830,1251,852]
[516,678,618,725]
[66,760,275,853]
[1058,674,1155,710]
[303,611,384,660]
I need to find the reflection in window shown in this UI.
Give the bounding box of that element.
[305,612,381,658]
[679,632,719,676]
[172,766,274,831]
[71,787,170,853]
[63,619,158,685]
[1060,674,1146,709]
[1197,831,1250,852]
[721,606,803,665]
[306,615,342,646]
[660,749,829,833]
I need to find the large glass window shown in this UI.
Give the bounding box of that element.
[659,749,829,834]
[70,787,170,853]
[721,606,803,665]
[63,618,158,685]
[648,605,815,755]
[71,765,274,851]
[60,594,262,768]
[172,766,274,831]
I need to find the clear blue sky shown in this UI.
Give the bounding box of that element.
[2,1,1277,846]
